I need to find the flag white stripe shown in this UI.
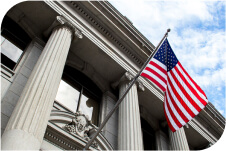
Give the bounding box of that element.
[164,99,179,131]
[142,70,167,88]
[146,64,167,80]
[168,72,199,115]
[166,90,186,125]
[167,81,193,120]
[151,58,167,71]
[176,64,208,103]
[172,68,205,109]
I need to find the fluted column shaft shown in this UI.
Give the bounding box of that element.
[118,72,144,150]
[1,25,73,150]
[169,127,189,150]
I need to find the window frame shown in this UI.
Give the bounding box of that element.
[56,67,102,126]
[1,33,25,71]
[1,15,31,71]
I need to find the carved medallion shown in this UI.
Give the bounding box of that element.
[64,111,99,149]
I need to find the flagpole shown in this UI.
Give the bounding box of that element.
[83,28,170,150]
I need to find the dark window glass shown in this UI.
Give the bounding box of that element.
[141,117,156,150]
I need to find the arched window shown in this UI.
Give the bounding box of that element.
[55,65,102,126]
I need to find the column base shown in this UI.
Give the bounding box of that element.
[1,129,41,150]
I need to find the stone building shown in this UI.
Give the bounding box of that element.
[1,1,225,150]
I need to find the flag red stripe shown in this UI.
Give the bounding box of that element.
[167,75,196,118]
[169,69,202,112]
[164,101,176,132]
[178,62,207,99]
[174,65,207,107]
[140,39,208,132]
[150,61,167,75]
[141,72,166,92]
[145,67,167,84]
[165,96,182,128]
[166,88,189,123]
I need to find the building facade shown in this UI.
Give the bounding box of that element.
[1,1,225,150]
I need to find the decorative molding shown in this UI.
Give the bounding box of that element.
[45,132,77,150]
[205,102,225,125]
[69,1,144,66]
[188,119,217,144]
[64,111,100,150]
[195,113,222,139]
[47,107,114,150]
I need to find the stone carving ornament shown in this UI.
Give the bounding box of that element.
[64,111,99,149]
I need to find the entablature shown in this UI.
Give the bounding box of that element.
[64,1,155,68]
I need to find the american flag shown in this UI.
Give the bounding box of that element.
[141,38,208,132]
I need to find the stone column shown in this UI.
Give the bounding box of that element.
[169,127,189,150]
[1,16,82,150]
[117,72,145,150]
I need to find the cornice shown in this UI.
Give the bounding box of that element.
[195,114,222,140]
[44,1,164,102]
[100,1,155,52]
[69,1,146,67]
[188,119,218,144]
[205,102,225,125]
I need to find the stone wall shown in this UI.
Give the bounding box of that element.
[1,40,43,135]
[100,91,118,149]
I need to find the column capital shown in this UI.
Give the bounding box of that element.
[112,71,145,91]
[44,16,83,40]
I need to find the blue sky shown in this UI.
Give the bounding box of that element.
[110,0,226,117]
[0,1,224,117]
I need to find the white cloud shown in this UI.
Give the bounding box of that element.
[173,29,226,89]
[110,0,219,44]
[110,0,226,116]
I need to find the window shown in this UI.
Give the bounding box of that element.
[56,80,100,126]
[1,15,31,70]
[141,117,156,150]
[55,65,102,126]
[1,35,23,70]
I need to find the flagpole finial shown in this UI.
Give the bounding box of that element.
[166,28,171,37]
